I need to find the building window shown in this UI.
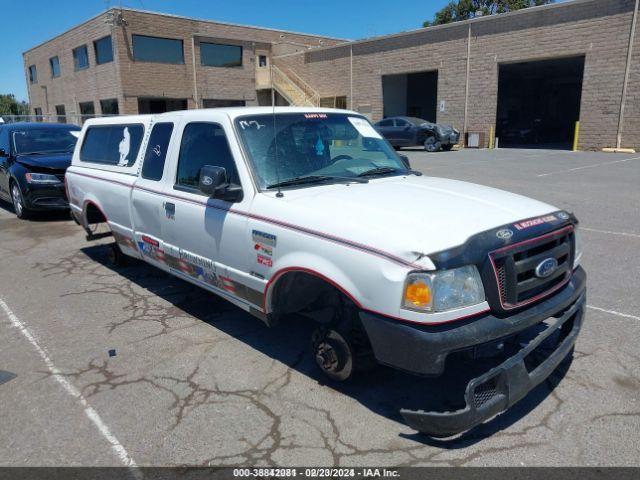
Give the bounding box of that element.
[50,57,60,78]
[79,101,95,121]
[202,99,246,108]
[94,36,113,65]
[55,105,66,124]
[319,96,348,109]
[132,35,184,64]
[73,45,89,70]
[141,123,174,181]
[80,124,144,166]
[100,99,119,115]
[258,55,267,67]
[319,97,335,108]
[176,122,238,189]
[28,65,37,84]
[34,107,43,121]
[200,42,242,67]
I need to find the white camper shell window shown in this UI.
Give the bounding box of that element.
[80,124,145,167]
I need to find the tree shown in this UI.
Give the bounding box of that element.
[423,0,554,27]
[0,94,29,116]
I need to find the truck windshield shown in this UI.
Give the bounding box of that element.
[12,128,79,155]
[235,113,407,189]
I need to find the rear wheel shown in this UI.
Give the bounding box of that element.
[424,136,441,153]
[10,182,30,220]
[107,243,128,267]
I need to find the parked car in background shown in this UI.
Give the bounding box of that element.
[0,122,80,219]
[374,116,460,152]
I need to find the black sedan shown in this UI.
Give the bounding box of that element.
[0,122,80,219]
[374,116,460,152]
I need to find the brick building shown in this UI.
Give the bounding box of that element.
[24,0,640,150]
[22,8,343,120]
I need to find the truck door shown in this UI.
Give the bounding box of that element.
[130,122,176,265]
[159,119,257,310]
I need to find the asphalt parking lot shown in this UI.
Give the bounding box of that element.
[0,148,638,467]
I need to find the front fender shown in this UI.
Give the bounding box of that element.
[264,251,367,314]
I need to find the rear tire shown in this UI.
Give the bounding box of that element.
[107,243,128,267]
[10,182,30,220]
[424,136,441,153]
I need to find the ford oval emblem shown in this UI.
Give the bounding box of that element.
[496,229,514,240]
[535,258,558,279]
[202,176,213,186]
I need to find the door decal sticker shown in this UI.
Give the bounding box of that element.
[136,239,263,307]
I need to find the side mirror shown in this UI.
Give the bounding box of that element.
[198,165,243,203]
[0,148,7,157]
[399,155,411,169]
[404,125,411,131]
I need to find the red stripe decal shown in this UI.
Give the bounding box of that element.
[69,170,417,268]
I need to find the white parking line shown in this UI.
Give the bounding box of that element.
[536,156,640,177]
[581,227,640,239]
[0,297,141,477]
[587,305,640,321]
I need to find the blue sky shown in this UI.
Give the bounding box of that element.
[1,0,455,102]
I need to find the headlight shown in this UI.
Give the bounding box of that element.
[25,172,62,184]
[403,265,485,313]
[573,227,583,268]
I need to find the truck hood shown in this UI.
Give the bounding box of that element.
[256,175,557,265]
[15,153,72,170]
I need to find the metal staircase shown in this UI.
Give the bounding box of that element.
[270,64,320,107]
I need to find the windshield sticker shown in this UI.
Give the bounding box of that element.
[304,113,327,119]
[239,120,266,130]
[252,230,277,247]
[348,117,382,139]
[118,127,131,166]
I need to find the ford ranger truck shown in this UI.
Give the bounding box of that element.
[66,108,586,438]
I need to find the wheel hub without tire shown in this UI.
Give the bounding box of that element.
[315,341,341,372]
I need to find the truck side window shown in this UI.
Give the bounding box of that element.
[80,124,144,166]
[141,122,174,181]
[176,122,239,190]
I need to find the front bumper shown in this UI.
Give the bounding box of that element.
[360,267,585,377]
[439,132,460,145]
[401,291,584,437]
[22,183,69,211]
[359,267,586,437]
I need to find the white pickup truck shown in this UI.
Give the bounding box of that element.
[66,107,586,437]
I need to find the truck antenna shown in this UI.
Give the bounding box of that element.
[270,64,283,198]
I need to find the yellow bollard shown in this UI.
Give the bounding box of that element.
[489,126,495,149]
[573,121,580,151]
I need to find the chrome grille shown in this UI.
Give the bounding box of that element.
[490,226,574,310]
